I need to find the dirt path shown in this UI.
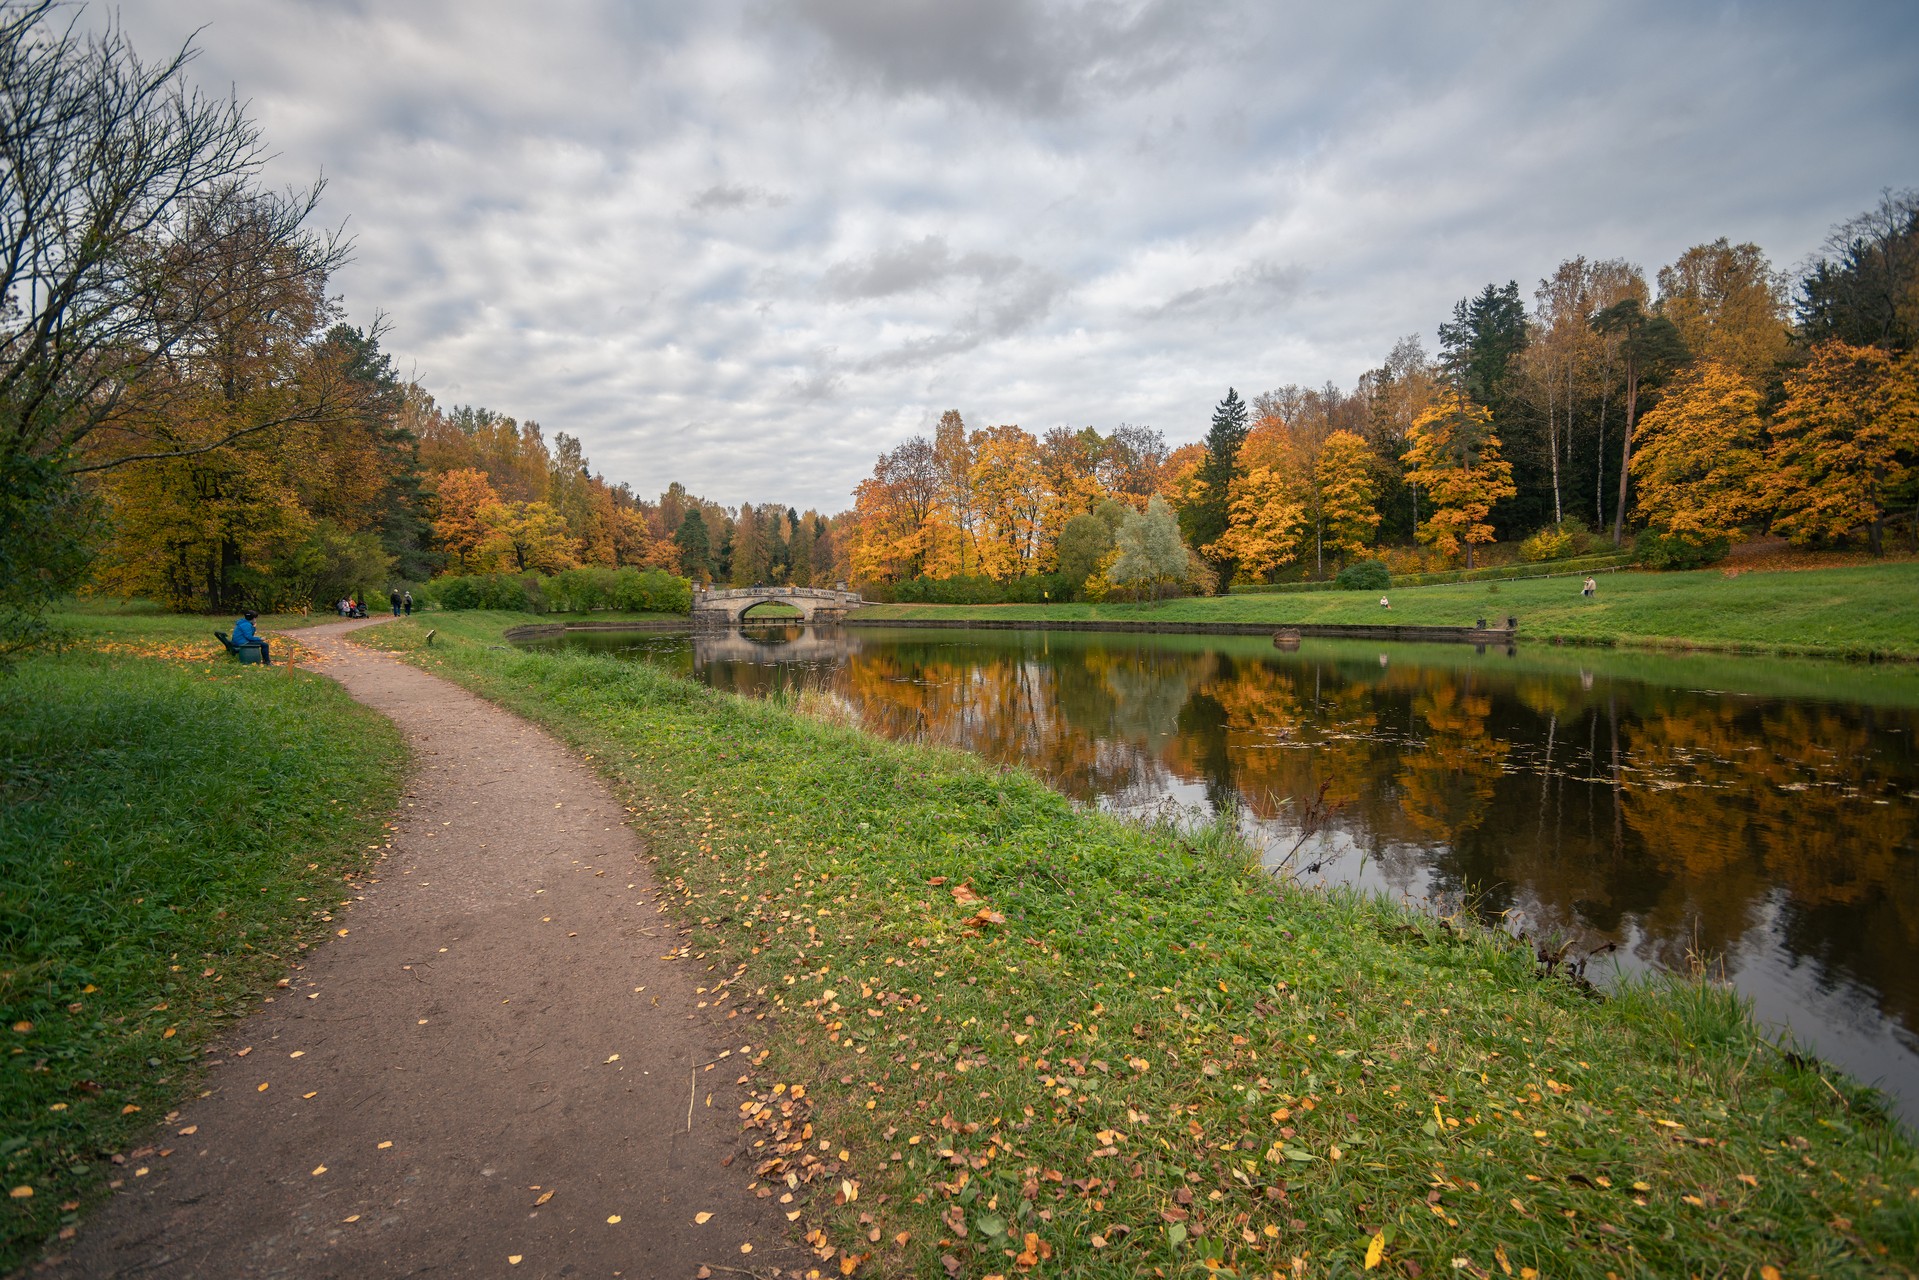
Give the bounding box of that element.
[53,619,802,1279]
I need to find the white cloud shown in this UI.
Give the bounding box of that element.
[109,0,1919,511]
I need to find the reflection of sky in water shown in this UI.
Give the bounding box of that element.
[532,624,1919,1129]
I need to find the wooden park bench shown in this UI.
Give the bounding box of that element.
[214,630,267,664]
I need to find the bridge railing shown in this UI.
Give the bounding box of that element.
[693,587,864,604]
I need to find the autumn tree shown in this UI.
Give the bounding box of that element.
[481,501,577,574]
[1097,424,1169,506]
[970,424,1045,581]
[1206,415,1304,580]
[0,3,348,643]
[1590,298,1687,545]
[931,411,979,576]
[1403,390,1517,567]
[431,468,502,573]
[1656,239,1790,382]
[1767,342,1919,555]
[1630,362,1768,547]
[1308,430,1381,572]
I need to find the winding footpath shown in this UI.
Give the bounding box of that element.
[53,618,801,1278]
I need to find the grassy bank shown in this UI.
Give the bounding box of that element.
[851,563,1919,660]
[361,613,1917,1278]
[0,615,405,1269]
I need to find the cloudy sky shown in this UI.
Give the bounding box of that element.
[114,1,1918,512]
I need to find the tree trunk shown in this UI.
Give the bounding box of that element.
[1546,362,1562,525]
[1612,362,1638,548]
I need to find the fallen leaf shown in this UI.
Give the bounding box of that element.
[1366,1230,1386,1270]
[607,1215,622,1224]
[256,1083,269,1093]
[950,883,984,905]
[311,1166,327,1176]
[378,1141,393,1150]
[507,1256,522,1266]
[534,1191,554,1206]
[694,1211,713,1224]
[8,1187,31,1199]
[343,1215,360,1223]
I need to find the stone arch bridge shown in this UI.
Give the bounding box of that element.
[690,585,864,625]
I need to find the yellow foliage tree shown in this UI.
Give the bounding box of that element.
[1308,429,1381,573]
[1630,361,1767,544]
[1403,389,1516,567]
[1205,418,1305,579]
[970,424,1045,581]
[479,500,579,574]
[1767,342,1919,555]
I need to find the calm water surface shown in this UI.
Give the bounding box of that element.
[530,624,1919,1124]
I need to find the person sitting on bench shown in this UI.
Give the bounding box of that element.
[231,610,272,665]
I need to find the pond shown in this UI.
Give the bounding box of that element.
[524,623,1919,1125]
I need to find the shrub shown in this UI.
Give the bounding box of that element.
[1519,526,1575,562]
[422,567,691,615]
[1635,529,1732,570]
[1333,559,1391,591]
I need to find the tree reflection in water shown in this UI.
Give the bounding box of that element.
[540,624,1919,1118]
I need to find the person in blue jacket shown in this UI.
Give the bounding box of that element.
[231,610,272,665]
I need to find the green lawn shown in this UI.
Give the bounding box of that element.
[357,612,1919,1278]
[852,564,1919,659]
[0,615,405,1268]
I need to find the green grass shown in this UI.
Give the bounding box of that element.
[852,564,1919,659]
[359,612,1919,1278]
[0,614,405,1269]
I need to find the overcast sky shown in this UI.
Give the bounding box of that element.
[114,1,1918,513]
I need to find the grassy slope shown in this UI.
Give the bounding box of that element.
[851,564,1919,659]
[358,612,1918,1278]
[0,616,405,1268]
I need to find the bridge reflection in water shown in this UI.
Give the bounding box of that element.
[690,623,861,666]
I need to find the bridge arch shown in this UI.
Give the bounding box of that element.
[689,585,865,626]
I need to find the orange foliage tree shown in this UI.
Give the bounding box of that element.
[1402,390,1516,567]
[1630,361,1768,545]
[1766,342,1919,555]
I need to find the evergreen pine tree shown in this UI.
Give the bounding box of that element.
[1182,388,1250,589]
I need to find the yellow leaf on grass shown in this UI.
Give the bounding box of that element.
[694,1211,713,1224]
[951,883,984,905]
[1761,1268,1782,1280]
[8,1187,32,1199]
[1364,1231,1385,1270]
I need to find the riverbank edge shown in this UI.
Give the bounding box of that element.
[843,616,1521,644]
[351,611,1917,1278]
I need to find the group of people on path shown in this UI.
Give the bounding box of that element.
[332,590,412,618]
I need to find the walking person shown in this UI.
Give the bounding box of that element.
[389,587,403,617]
[1582,576,1597,598]
[403,590,413,616]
